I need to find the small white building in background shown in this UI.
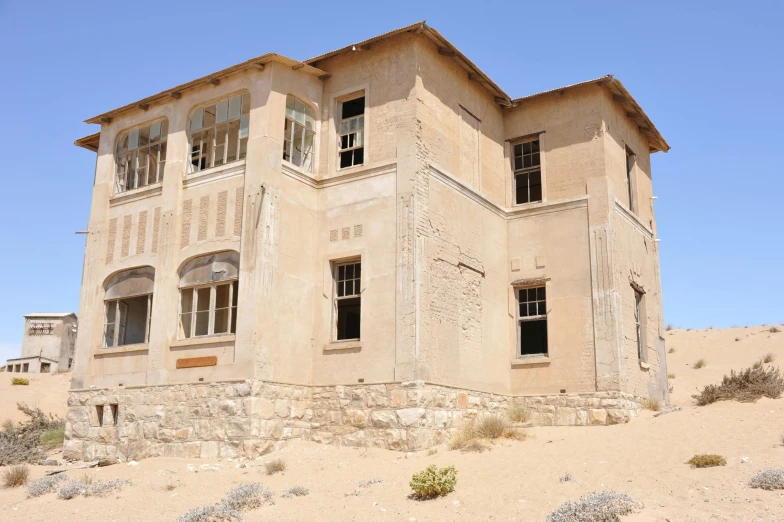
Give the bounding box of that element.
[5,313,77,373]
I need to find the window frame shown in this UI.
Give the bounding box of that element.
[103,294,152,348]
[283,95,317,173]
[516,285,549,358]
[332,259,362,342]
[114,118,169,194]
[625,146,636,213]
[187,92,250,174]
[337,93,365,170]
[633,288,646,362]
[178,279,238,340]
[511,137,544,206]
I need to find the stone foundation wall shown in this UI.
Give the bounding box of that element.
[64,380,644,461]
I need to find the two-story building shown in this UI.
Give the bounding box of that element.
[66,21,670,461]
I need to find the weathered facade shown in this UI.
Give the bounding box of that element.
[66,22,670,460]
[6,313,77,373]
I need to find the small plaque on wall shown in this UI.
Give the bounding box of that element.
[176,356,218,369]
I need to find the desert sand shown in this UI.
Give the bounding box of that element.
[1,325,783,521]
[0,372,70,422]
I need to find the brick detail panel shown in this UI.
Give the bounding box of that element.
[121,214,132,258]
[198,195,209,241]
[136,211,147,255]
[151,207,161,254]
[105,218,117,264]
[216,191,228,237]
[233,187,243,237]
[181,200,192,248]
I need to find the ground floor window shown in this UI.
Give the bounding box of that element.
[334,260,361,341]
[179,280,238,338]
[517,286,548,356]
[104,294,151,347]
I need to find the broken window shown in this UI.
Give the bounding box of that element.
[115,119,168,193]
[517,286,548,356]
[338,96,365,169]
[334,260,361,341]
[103,267,155,348]
[634,288,646,361]
[189,93,250,173]
[513,139,542,205]
[41,363,50,373]
[625,147,636,213]
[179,280,238,338]
[283,95,316,172]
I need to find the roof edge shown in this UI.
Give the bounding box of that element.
[74,132,100,152]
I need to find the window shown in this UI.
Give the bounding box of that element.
[41,362,50,373]
[110,404,119,426]
[178,252,240,339]
[95,405,104,427]
[334,261,361,341]
[513,139,542,204]
[102,267,155,348]
[338,96,365,169]
[283,95,316,172]
[626,147,636,213]
[115,119,168,193]
[517,286,548,356]
[189,93,250,173]
[22,363,29,373]
[634,289,645,361]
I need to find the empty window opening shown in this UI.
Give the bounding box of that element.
[517,286,548,356]
[626,147,636,213]
[189,93,250,173]
[283,95,316,172]
[179,280,239,339]
[104,294,151,348]
[339,96,365,169]
[334,261,361,341]
[110,404,119,426]
[115,119,168,193]
[634,288,646,361]
[513,139,542,204]
[95,405,104,427]
[41,363,50,373]
[22,363,29,372]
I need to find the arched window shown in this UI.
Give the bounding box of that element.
[283,95,315,172]
[178,252,239,339]
[189,93,250,173]
[103,267,155,347]
[115,119,168,193]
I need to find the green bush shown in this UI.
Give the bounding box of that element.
[11,377,29,386]
[40,427,65,447]
[410,465,457,499]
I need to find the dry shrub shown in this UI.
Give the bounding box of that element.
[26,474,66,498]
[642,398,661,412]
[282,485,309,498]
[58,481,86,500]
[753,360,763,370]
[668,373,676,379]
[0,404,65,465]
[2,464,30,487]
[448,420,477,451]
[460,440,488,453]
[547,490,643,522]
[506,403,531,423]
[749,469,784,490]
[735,337,741,342]
[11,377,29,386]
[559,473,573,483]
[358,478,382,488]
[763,353,776,363]
[222,483,273,510]
[176,504,241,522]
[770,327,781,333]
[449,416,527,451]
[474,415,508,440]
[692,366,784,406]
[668,347,675,354]
[666,324,674,331]
[264,458,286,475]
[426,448,437,456]
[504,427,529,441]
[84,479,131,497]
[410,465,457,499]
[686,454,726,468]
[693,359,707,369]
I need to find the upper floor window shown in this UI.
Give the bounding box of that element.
[178,252,239,339]
[513,139,542,205]
[115,119,168,193]
[283,95,316,172]
[189,93,250,173]
[339,96,364,169]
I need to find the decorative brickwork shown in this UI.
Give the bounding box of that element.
[136,211,147,255]
[216,191,228,237]
[105,218,117,264]
[181,199,192,248]
[121,215,132,258]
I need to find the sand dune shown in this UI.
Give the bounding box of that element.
[0,372,70,423]
[1,325,782,521]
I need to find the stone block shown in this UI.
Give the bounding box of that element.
[290,400,307,419]
[408,428,434,451]
[607,409,630,425]
[62,440,84,461]
[342,431,366,447]
[390,389,407,408]
[164,443,184,458]
[226,418,251,438]
[220,442,240,459]
[344,409,368,428]
[588,409,608,425]
[200,441,219,459]
[244,398,275,418]
[457,392,469,408]
[310,431,335,444]
[371,410,398,428]
[275,399,290,417]
[386,429,407,451]
[396,408,426,427]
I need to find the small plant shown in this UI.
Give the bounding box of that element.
[668,347,675,354]
[176,504,241,522]
[58,480,86,500]
[559,473,573,483]
[763,353,776,364]
[81,472,95,486]
[686,454,726,468]
[693,365,784,406]
[221,483,273,511]
[735,337,741,342]
[642,397,661,412]
[85,479,131,497]
[668,373,676,379]
[753,360,763,370]
[264,457,286,475]
[546,491,643,522]
[0,404,65,466]
[474,415,508,440]
[282,485,309,498]
[358,478,382,488]
[448,420,476,451]
[749,469,784,490]
[2,464,30,487]
[11,377,29,386]
[426,448,437,456]
[506,403,531,423]
[770,326,781,333]
[40,426,65,447]
[460,440,488,453]
[693,359,707,369]
[26,474,66,498]
[410,465,457,499]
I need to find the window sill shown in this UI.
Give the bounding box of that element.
[110,183,163,206]
[95,344,149,356]
[511,356,551,367]
[184,160,246,187]
[324,340,361,352]
[512,199,546,209]
[171,334,235,348]
[639,361,650,370]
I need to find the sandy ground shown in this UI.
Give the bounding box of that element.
[1,326,783,521]
[0,372,70,422]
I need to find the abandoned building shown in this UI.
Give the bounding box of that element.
[5,313,77,373]
[65,21,670,460]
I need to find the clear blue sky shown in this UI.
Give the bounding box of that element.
[1,1,782,363]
